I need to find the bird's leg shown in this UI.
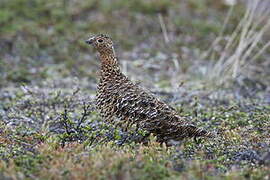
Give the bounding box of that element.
[193,136,198,143]
[193,136,202,144]
[124,118,132,132]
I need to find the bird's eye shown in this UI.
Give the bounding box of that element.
[97,39,103,43]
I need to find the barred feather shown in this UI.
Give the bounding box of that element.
[86,34,214,143]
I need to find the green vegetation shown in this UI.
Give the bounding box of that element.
[0,0,269,179]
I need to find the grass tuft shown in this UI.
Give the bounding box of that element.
[203,0,270,87]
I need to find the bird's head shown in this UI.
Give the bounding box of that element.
[85,34,115,55]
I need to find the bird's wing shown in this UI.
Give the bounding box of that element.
[112,81,214,141]
[113,81,182,126]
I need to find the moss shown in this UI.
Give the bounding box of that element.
[0,103,269,179]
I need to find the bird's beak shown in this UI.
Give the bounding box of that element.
[85,37,95,45]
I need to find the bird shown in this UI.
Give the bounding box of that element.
[85,34,213,144]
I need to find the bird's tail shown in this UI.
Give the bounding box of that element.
[184,125,214,139]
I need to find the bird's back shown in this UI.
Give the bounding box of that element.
[97,71,212,143]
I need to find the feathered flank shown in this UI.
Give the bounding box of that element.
[86,34,214,143]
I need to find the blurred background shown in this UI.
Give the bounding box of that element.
[0,0,269,103]
[0,1,270,178]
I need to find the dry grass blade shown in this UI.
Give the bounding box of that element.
[204,0,270,87]
[158,13,170,44]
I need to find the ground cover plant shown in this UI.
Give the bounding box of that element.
[0,0,269,179]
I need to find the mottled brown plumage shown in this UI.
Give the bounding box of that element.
[85,34,213,143]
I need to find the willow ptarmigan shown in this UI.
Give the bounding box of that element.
[85,34,213,143]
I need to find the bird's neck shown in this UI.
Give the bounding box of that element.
[99,53,121,77]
